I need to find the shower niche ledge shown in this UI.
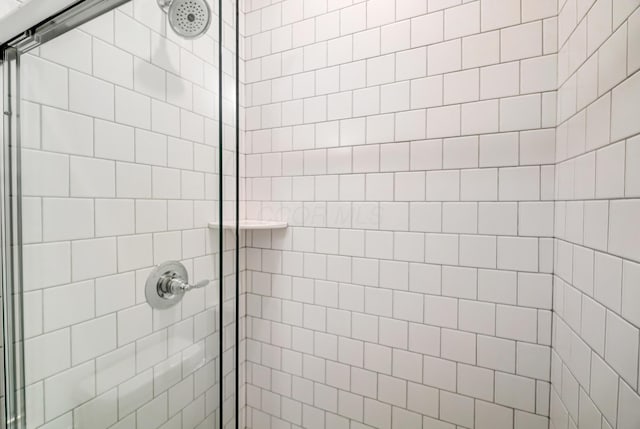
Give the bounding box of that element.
[208,220,288,230]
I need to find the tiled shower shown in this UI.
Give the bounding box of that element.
[0,0,639,429]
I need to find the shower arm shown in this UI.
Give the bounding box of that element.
[156,0,171,12]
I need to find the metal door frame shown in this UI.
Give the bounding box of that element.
[0,1,230,427]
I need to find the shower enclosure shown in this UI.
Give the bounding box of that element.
[0,0,240,428]
[3,0,640,428]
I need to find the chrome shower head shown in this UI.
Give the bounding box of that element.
[158,0,211,39]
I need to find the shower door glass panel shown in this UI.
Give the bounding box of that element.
[16,1,222,428]
[218,0,237,428]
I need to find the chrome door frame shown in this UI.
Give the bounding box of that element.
[0,1,131,427]
[1,44,25,429]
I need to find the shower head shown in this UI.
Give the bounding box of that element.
[157,0,212,39]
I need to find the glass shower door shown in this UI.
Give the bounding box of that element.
[1,0,228,427]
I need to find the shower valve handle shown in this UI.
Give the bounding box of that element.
[146,261,209,309]
[158,275,209,295]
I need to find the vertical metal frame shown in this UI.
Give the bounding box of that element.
[1,1,200,429]
[233,0,240,426]
[1,46,26,429]
[217,1,224,429]
[2,0,233,425]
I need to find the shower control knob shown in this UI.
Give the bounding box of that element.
[145,261,209,309]
[158,276,209,296]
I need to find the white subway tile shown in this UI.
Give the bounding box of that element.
[72,315,117,364]
[476,401,514,429]
[463,31,500,69]
[367,54,396,87]
[74,389,117,429]
[115,87,151,129]
[521,55,558,93]
[477,335,516,372]
[392,349,423,382]
[42,106,93,156]
[366,0,395,28]
[461,100,499,135]
[44,361,95,419]
[95,272,135,316]
[598,24,628,95]
[25,329,71,384]
[500,95,542,132]
[93,39,133,88]
[481,0,521,31]
[396,47,427,81]
[380,82,410,113]
[381,21,410,54]
[410,76,443,110]
[481,62,520,99]
[522,0,557,21]
[496,305,538,342]
[590,354,619,425]
[426,105,461,139]
[618,381,640,429]
[72,238,117,281]
[81,10,114,42]
[629,8,640,75]
[444,69,480,104]
[22,55,69,109]
[115,11,150,60]
[69,71,115,121]
[116,163,151,198]
[439,391,474,428]
[605,310,639,389]
[479,133,519,167]
[428,39,462,75]
[70,157,116,198]
[479,202,518,236]
[596,141,626,198]
[151,100,180,137]
[495,373,536,412]
[441,329,476,364]
[499,167,540,201]
[444,2,480,39]
[396,110,427,141]
[611,68,640,142]
[411,12,444,48]
[501,22,543,61]
[609,200,640,262]
[40,30,92,73]
[42,198,93,242]
[517,343,551,380]
[23,242,71,291]
[394,232,425,262]
[95,120,134,162]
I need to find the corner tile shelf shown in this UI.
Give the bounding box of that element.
[208,220,288,230]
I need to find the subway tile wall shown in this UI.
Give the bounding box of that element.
[240,0,560,428]
[1,0,637,428]
[551,0,640,428]
[14,0,229,427]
